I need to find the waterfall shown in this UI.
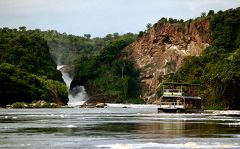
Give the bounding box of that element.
[57,65,88,107]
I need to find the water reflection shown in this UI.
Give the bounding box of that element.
[0,108,240,148]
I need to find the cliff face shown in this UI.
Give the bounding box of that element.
[124,19,211,102]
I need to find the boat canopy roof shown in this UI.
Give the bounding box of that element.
[162,82,200,86]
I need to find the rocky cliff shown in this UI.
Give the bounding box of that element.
[124,18,211,102]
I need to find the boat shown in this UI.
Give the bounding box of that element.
[158,82,202,113]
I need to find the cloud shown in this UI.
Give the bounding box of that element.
[0,0,239,37]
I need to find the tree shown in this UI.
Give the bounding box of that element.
[208,10,215,16]
[84,34,91,39]
[146,23,152,30]
[113,32,119,38]
[159,17,167,22]
[104,34,113,41]
[201,12,206,17]
[19,26,26,31]
[138,31,145,38]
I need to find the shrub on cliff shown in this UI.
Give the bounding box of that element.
[167,7,240,109]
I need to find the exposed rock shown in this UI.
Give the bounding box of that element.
[80,94,107,108]
[96,103,107,108]
[124,19,211,101]
[11,102,28,108]
[8,100,62,108]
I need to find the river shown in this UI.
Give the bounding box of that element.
[0,106,240,149]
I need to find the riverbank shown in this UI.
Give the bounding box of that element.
[5,100,63,108]
[204,110,240,115]
[5,102,240,115]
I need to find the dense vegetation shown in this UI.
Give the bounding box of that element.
[71,33,143,103]
[166,8,240,109]
[0,28,68,106]
[0,26,141,106]
[1,7,239,108]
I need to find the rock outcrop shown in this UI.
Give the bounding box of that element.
[124,19,211,102]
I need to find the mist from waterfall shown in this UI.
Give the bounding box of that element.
[57,65,88,107]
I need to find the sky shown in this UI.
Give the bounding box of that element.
[0,0,239,37]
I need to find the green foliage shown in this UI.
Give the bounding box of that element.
[0,28,62,81]
[158,17,185,24]
[146,23,152,30]
[156,84,163,97]
[138,17,187,39]
[138,31,145,38]
[72,34,142,103]
[0,63,68,106]
[0,28,68,106]
[167,7,240,109]
[201,12,206,17]
[207,10,215,16]
[11,102,28,108]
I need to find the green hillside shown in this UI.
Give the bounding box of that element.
[1,7,239,108]
[166,8,240,109]
[71,33,143,103]
[0,28,68,106]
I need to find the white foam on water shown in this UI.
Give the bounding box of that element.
[107,103,159,109]
[20,144,31,147]
[223,122,240,127]
[66,125,77,128]
[68,86,88,107]
[213,110,240,115]
[96,142,240,149]
[96,142,165,149]
[0,144,31,148]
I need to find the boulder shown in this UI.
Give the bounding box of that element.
[96,103,107,108]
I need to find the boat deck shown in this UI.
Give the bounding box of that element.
[158,82,202,113]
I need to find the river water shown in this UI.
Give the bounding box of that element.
[0,106,240,149]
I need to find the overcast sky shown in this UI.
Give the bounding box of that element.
[0,0,239,37]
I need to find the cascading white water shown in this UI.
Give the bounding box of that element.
[57,65,88,107]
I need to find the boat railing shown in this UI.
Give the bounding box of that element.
[163,89,182,92]
[159,102,185,109]
[163,89,182,97]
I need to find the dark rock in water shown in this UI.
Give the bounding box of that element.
[80,94,107,108]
